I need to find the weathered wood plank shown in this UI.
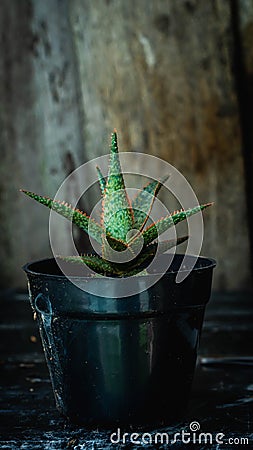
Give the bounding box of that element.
[69,0,251,290]
[0,0,86,288]
[0,0,252,290]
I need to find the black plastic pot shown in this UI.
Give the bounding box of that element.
[23,254,215,427]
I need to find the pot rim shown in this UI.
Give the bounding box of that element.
[23,254,216,282]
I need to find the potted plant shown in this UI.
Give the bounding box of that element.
[21,130,215,427]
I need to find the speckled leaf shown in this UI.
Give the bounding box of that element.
[132,175,169,230]
[62,254,120,276]
[129,235,188,269]
[114,236,189,276]
[102,131,133,242]
[21,129,213,279]
[146,235,189,254]
[64,235,188,277]
[141,203,213,246]
[96,165,106,195]
[21,190,103,244]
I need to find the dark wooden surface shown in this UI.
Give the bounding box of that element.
[0,291,253,449]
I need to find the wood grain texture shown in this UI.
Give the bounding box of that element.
[0,0,252,289]
[69,0,251,289]
[0,0,86,287]
[236,0,253,272]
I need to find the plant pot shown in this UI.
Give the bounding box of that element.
[23,254,215,427]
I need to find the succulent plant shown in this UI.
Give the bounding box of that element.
[21,130,212,277]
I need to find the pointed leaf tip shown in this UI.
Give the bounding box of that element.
[111,130,118,153]
[102,129,133,242]
[131,174,170,231]
[141,203,212,246]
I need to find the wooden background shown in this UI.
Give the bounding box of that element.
[0,0,252,290]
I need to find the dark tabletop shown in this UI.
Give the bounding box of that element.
[0,290,253,449]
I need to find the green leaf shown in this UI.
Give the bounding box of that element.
[62,236,188,278]
[141,203,213,246]
[61,254,120,276]
[96,166,106,195]
[21,190,104,244]
[102,130,133,242]
[146,235,189,254]
[21,127,214,279]
[106,235,128,251]
[117,236,189,276]
[21,189,130,253]
[128,235,188,270]
[131,175,169,230]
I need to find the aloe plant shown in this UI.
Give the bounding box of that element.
[21,130,212,277]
